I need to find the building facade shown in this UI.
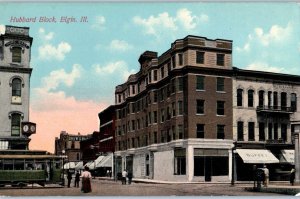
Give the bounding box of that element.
[232,68,300,181]
[0,25,35,150]
[114,36,234,182]
[55,131,90,162]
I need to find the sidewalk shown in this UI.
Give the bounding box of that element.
[97,177,300,195]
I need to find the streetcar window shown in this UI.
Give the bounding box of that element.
[15,160,25,170]
[3,160,13,170]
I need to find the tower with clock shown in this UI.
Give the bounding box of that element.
[0,25,36,150]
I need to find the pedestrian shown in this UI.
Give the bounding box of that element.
[107,170,110,177]
[74,171,80,188]
[122,170,127,185]
[290,168,296,186]
[81,166,92,193]
[263,165,269,187]
[67,171,72,188]
[127,172,133,185]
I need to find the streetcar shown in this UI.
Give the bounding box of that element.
[0,150,63,187]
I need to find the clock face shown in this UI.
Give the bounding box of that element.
[30,125,36,132]
[23,125,29,132]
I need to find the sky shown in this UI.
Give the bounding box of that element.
[0,2,300,153]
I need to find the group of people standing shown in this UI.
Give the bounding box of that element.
[66,166,92,193]
[121,170,133,185]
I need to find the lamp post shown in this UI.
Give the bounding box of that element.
[231,142,236,186]
[61,150,65,186]
[90,145,97,179]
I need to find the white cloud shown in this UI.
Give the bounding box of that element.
[176,8,208,30]
[93,61,135,81]
[39,28,54,41]
[133,12,177,35]
[91,16,106,31]
[236,22,293,53]
[38,42,71,61]
[0,24,5,34]
[109,40,133,51]
[254,22,292,46]
[246,62,285,73]
[133,8,207,36]
[41,64,81,91]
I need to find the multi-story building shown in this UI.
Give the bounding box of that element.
[113,35,300,182]
[55,131,89,162]
[114,36,234,182]
[232,68,300,181]
[0,25,36,150]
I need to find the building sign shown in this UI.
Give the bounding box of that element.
[236,149,279,164]
[5,26,29,36]
[5,40,30,49]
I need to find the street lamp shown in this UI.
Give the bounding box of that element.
[62,149,65,186]
[231,142,236,186]
[90,145,97,179]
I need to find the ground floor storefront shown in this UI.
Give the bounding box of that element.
[114,139,234,182]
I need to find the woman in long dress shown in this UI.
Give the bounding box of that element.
[81,166,92,193]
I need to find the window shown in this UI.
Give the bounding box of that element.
[172,126,176,140]
[196,76,204,90]
[281,92,287,109]
[154,132,157,144]
[281,124,287,141]
[167,62,171,73]
[177,77,183,91]
[178,125,183,139]
[160,130,165,143]
[178,53,183,66]
[217,125,225,139]
[217,77,224,92]
[237,89,243,106]
[174,156,186,175]
[248,122,255,141]
[161,67,164,79]
[196,51,204,64]
[268,123,272,140]
[258,90,264,107]
[171,79,175,93]
[248,90,254,107]
[154,70,158,81]
[273,92,278,108]
[172,102,176,117]
[291,93,297,111]
[268,91,272,107]
[12,47,21,63]
[132,85,135,95]
[12,78,22,97]
[237,122,244,141]
[196,124,204,138]
[153,111,157,123]
[172,56,176,68]
[153,91,158,103]
[11,113,21,136]
[217,101,225,115]
[217,54,225,66]
[196,100,204,114]
[178,101,183,115]
[132,120,135,131]
[259,123,265,141]
[118,94,121,103]
[160,109,165,123]
[274,123,278,140]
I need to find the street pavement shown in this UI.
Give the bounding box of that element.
[0,178,295,196]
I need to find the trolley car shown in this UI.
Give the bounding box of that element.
[0,150,63,187]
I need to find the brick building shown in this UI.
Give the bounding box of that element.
[114,36,234,182]
[55,131,89,162]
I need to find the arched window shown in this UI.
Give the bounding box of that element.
[248,90,254,107]
[11,113,21,136]
[12,78,21,97]
[12,47,22,63]
[258,90,264,107]
[291,93,297,111]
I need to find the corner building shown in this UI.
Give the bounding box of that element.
[114,36,233,182]
[0,26,34,150]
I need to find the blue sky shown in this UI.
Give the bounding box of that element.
[0,2,299,152]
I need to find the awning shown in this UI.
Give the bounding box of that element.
[63,162,77,169]
[236,149,279,164]
[88,156,105,170]
[281,150,294,164]
[96,155,112,168]
[74,161,84,170]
